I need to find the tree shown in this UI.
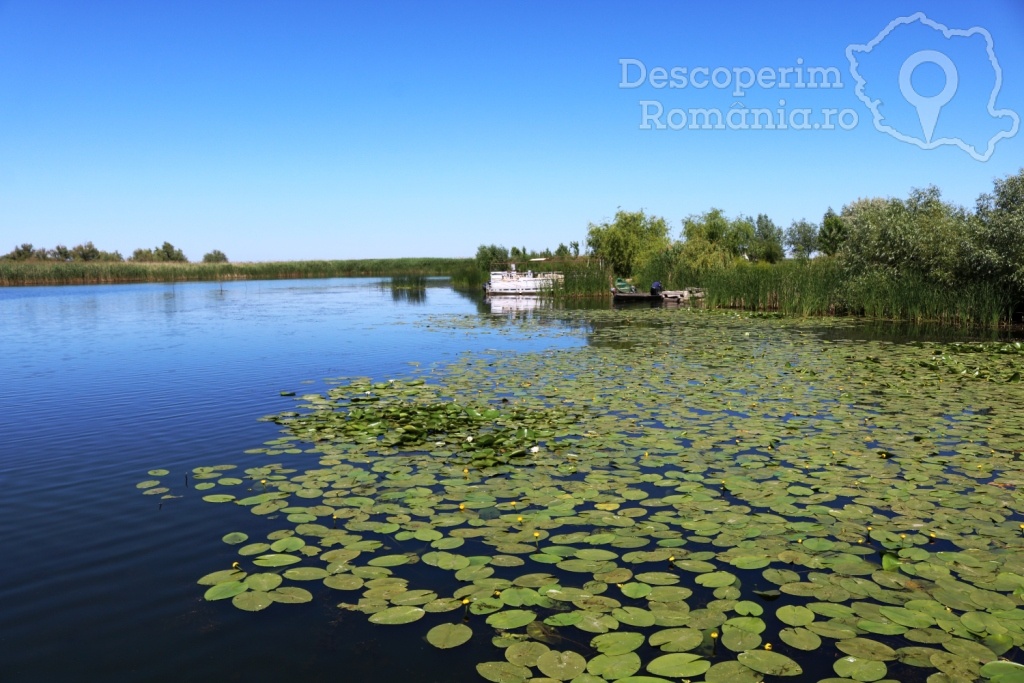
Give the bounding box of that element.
[749,214,784,263]
[586,209,670,276]
[71,241,101,261]
[155,241,187,262]
[569,241,580,258]
[202,250,229,263]
[554,243,570,259]
[974,168,1024,299]
[49,245,72,261]
[131,242,187,262]
[475,244,509,269]
[818,208,847,256]
[2,243,36,260]
[785,219,819,259]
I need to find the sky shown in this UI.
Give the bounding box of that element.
[1,1,1022,262]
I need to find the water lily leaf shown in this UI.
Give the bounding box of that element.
[695,571,736,588]
[368,605,424,624]
[649,628,703,653]
[283,566,328,581]
[476,661,531,683]
[270,537,305,553]
[591,632,645,655]
[244,573,282,592]
[536,650,586,680]
[232,590,272,612]
[270,587,312,603]
[722,624,761,652]
[738,650,803,676]
[836,638,897,661]
[833,656,887,681]
[704,660,763,683]
[197,569,245,586]
[505,641,549,666]
[426,623,472,649]
[776,605,815,626]
[646,653,711,678]
[204,581,246,601]
[587,652,641,679]
[486,609,536,630]
[221,532,248,545]
[980,660,1024,682]
[252,553,301,567]
[778,627,821,651]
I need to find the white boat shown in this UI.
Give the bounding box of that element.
[484,264,564,295]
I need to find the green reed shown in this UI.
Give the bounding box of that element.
[0,258,476,286]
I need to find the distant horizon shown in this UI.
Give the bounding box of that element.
[2,1,1022,261]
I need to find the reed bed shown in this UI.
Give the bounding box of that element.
[698,260,1013,327]
[0,258,475,286]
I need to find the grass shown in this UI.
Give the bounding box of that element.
[0,258,475,286]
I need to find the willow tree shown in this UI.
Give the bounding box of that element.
[586,210,669,277]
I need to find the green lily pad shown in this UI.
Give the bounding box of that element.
[738,650,803,676]
[486,609,536,630]
[646,653,711,678]
[368,605,425,625]
[232,590,273,612]
[592,632,645,655]
[536,650,586,680]
[426,623,472,649]
[833,656,887,681]
[476,661,531,683]
[203,581,246,601]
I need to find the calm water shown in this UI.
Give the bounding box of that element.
[0,279,582,683]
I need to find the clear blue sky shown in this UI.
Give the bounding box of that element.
[1,1,1022,261]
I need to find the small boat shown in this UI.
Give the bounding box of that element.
[611,281,705,304]
[484,264,564,295]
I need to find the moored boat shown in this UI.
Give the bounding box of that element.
[484,264,564,295]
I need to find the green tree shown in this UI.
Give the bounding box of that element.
[554,243,570,259]
[2,243,36,260]
[569,241,580,258]
[818,208,847,256]
[749,213,784,263]
[475,244,509,269]
[785,219,819,259]
[586,209,670,276]
[130,248,156,262]
[71,241,101,261]
[202,249,229,263]
[50,245,72,261]
[974,168,1024,300]
[155,241,187,262]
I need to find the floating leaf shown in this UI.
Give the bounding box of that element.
[486,610,536,630]
[368,606,424,625]
[536,650,586,680]
[646,653,711,678]
[426,623,472,649]
[738,651,803,676]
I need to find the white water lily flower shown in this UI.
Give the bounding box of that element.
[530,446,540,453]
[466,436,473,442]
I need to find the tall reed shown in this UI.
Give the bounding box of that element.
[0,258,476,286]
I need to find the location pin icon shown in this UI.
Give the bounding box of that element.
[899,50,958,143]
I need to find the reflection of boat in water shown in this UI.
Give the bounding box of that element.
[487,295,548,314]
[484,264,564,295]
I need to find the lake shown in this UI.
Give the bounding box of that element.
[2,278,1022,683]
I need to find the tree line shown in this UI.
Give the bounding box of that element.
[1,241,229,264]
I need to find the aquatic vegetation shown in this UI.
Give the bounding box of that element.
[0,257,474,286]
[140,309,1024,682]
